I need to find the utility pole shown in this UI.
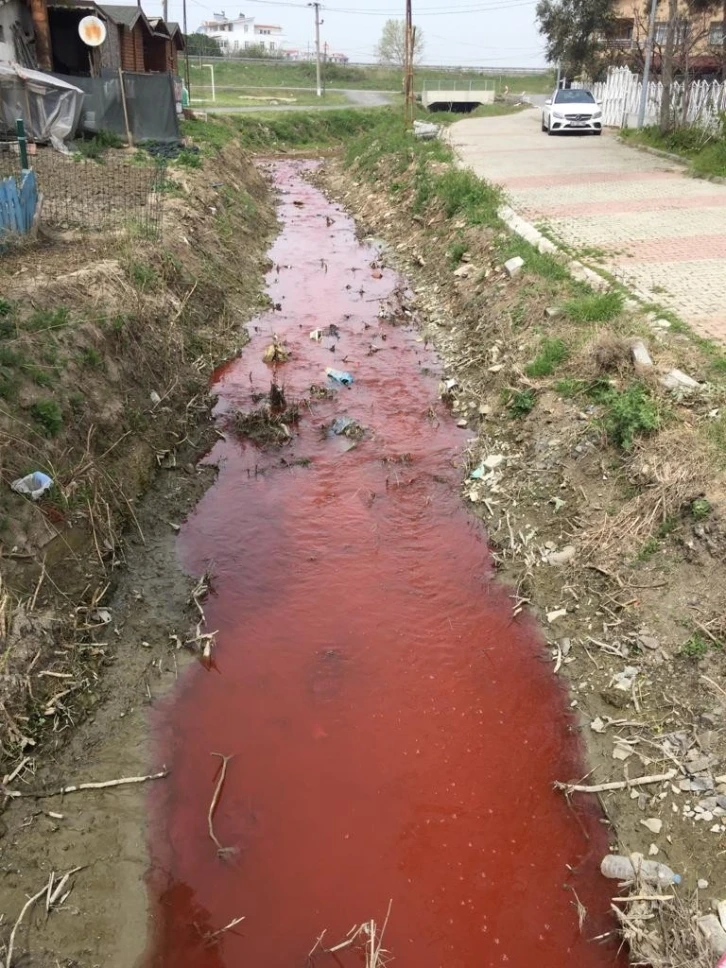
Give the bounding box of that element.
[162,0,168,21]
[404,0,415,125]
[182,0,191,97]
[308,2,322,97]
[637,0,659,128]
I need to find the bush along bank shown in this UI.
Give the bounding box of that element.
[0,138,277,773]
[317,118,726,967]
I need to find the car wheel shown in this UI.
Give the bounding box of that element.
[547,124,556,136]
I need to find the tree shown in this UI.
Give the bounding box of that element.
[376,19,424,67]
[185,33,222,57]
[535,0,617,78]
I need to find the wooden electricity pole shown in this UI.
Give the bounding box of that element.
[404,0,415,126]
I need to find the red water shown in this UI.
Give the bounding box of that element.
[146,161,623,968]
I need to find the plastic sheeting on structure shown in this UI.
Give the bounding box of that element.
[56,70,181,143]
[0,64,83,152]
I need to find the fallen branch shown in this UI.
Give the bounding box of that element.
[203,915,245,946]
[3,770,168,800]
[554,770,676,795]
[4,883,48,968]
[208,753,236,858]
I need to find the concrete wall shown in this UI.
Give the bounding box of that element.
[422,89,496,110]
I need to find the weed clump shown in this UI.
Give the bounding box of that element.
[565,290,624,323]
[232,404,300,445]
[30,399,63,437]
[525,337,569,378]
[599,383,660,450]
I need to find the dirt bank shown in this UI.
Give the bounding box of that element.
[316,145,726,966]
[0,142,276,965]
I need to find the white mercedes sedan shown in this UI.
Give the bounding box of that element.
[542,89,603,135]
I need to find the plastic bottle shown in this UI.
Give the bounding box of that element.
[600,853,681,885]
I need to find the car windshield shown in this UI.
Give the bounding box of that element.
[554,90,595,103]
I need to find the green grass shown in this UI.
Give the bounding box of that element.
[448,240,468,266]
[525,337,569,378]
[622,124,726,179]
[73,130,125,160]
[183,58,554,95]
[599,383,661,450]
[504,388,537,418]
[128,262,158,289]
[183,107,391,153]
[30,399,63,437]
[680,632,712,658]
[191,86,348,108]
[497,237,569,281]
[26,307,70,332]
[564,289,624,323]
[691,497,712,520]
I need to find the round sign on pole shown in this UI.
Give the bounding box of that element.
[78,15,107,47]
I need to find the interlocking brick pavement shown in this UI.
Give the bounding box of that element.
[449,110,726,340]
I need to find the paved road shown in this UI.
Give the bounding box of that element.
[449,108,726,341]
[206,88,393,113]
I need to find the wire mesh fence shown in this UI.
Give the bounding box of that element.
[0,142,165,236]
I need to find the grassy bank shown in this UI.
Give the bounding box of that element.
[319,114,726,966]
[184,58,554,95]
[182,103,523,155]
[622,123,726,178]
[183,106,394,153]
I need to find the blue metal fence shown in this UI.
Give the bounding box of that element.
[0,169,38,239]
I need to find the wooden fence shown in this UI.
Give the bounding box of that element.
[0,169,38,240]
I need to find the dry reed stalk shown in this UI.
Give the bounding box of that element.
[207,753,236,858]
[613,885,713,968]
[580,429,708,562]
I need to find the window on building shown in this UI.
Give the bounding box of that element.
[233,39,239,49]
[269,41,275,50]
[654,20,689,45]
[711,22,724,46]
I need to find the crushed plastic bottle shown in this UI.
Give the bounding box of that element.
[326,367,354,386]
[600,853,681,885]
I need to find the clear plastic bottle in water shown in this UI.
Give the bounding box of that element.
[600,853,681,885]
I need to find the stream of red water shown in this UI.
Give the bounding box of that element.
[145,161,624,968]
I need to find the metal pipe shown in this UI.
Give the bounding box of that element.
[16,118,28,170]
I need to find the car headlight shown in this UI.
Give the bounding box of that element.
[593,111,602,119]
[552,111,564,119]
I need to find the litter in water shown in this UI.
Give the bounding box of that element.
[326,367,354,386]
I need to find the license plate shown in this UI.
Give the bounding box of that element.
[571,121,588,127]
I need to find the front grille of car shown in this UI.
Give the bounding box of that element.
[565,113,591,121]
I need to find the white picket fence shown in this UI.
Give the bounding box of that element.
[581,66,726,129]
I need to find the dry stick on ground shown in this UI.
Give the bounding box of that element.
[554,770,676,796]
[2,770,168,800]
[208,753,236,858]
[4,883,48,968]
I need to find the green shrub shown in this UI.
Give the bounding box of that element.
[30,399,63,436]
[504,388,536,418]
[600,383,660,450]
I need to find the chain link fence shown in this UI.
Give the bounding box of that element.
[0,142,165,235]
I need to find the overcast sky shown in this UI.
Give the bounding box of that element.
[142,0,547,69]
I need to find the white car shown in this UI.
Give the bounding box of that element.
[542,89,603,136]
